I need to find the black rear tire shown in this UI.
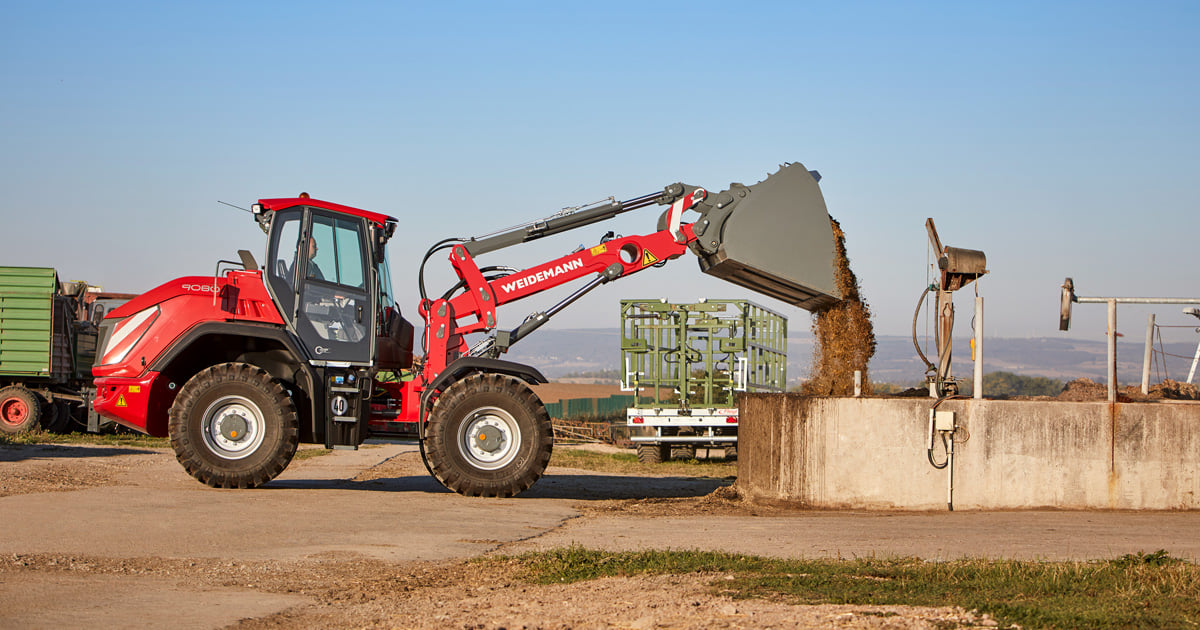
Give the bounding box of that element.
[424,373,552,497]
[169,363,299,489]
[637,443,670,464]
[0,386,41,434]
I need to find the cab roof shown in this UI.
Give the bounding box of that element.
[257,197,396,227]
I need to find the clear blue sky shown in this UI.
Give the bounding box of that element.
[3,1,1198,345]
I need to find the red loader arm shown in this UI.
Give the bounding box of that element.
[417,188,710,380]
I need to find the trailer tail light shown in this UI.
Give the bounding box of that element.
[725,416,738,424]
[631,416,644,424]
[100,306,160,366]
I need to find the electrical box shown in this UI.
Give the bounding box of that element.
[933,410,956,432]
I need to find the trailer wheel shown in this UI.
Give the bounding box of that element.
[169,363,299,489]
[41,400,74,434]
[636,443,670,464]
[0,386,41,434]
[672,444,697,460]
[424,373,552,497]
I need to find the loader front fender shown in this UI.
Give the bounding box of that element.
[146,322,319,442]
[419,357,547,424]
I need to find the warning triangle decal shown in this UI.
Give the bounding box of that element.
[641,249,659,267]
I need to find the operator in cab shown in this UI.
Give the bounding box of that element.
[306,236,326,282]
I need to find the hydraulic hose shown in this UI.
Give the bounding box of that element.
[927,432,950,469]
[416,238,465,363]
[912,286,934,372]
[417,238,466,303]
[438,266,519,302]
[925,394,963,469]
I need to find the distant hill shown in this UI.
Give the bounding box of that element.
[502,328,1200,388]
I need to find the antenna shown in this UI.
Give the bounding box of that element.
[218,200,252,213]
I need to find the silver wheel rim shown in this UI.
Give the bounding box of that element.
[457,405,520,471]
[201,395,266,460]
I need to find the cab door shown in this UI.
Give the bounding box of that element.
[266,208,375,365]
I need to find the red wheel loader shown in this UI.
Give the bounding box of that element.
[91,163,840,497]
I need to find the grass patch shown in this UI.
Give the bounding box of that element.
[490,546,1200,629]
[293,447,334,461]
[0,431,170,449]
[549,447,735,479]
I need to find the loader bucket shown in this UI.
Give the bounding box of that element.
[688,162,841,311]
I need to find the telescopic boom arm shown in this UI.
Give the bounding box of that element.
[418,185,710,377]
[460,184,704,257]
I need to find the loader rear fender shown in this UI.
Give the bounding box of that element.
[150,323,319,443]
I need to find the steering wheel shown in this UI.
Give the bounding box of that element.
[333,300,365,342]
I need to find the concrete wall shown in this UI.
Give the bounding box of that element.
[739,395,1200,510]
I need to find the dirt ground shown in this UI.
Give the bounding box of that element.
[0,443,979,629]
[1,441,1189,629]
[4,551,984,630]
[0,444,159,498]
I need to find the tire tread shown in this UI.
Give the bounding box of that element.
[168,362,299,489]
[425,373,552,498]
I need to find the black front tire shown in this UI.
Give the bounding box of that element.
[424,373,553,497]
[169,363,299,489]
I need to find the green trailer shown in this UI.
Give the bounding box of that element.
[621,298,787,463]
[0,266,109,433]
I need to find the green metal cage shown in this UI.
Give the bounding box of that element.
[620,299,787,409]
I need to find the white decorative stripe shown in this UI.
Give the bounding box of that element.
[105,308,157,353]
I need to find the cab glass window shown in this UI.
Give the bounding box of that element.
[266,210,302,316]
[309,214,366,289]
[377,250,396,310]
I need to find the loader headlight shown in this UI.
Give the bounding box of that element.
[99,306,160,366]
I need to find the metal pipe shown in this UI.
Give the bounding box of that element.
[1188,340,1200,384]
[936,290,954,395]
[1066,289,1200,398]
[973,296,984,400]
[947,430,955,512]
[1076,296,1200,305]
[1107,299,1117,403]
[1142,313,1155,395]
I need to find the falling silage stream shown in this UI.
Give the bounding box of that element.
[803,217,877,396]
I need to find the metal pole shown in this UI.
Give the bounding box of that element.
[1187,339,1200,384]
[974,296,984,399]
[936,290,954,396]
[1142,313,1155,395]
[1107,299,1117,403]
